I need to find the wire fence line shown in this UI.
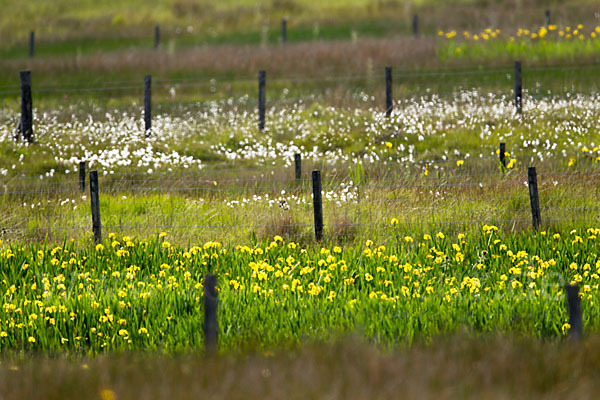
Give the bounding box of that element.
[1,170,599,196]
[2,62,600,94]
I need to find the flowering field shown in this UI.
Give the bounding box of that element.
[1,225,600,352]
[439,23,600,62]
[1,90,600,244]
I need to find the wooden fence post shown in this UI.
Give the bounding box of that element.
[281,19,287,44]
[89,170,101,244]
[545,10,551,27]
[203,273,218,354]
[527,167,540,230]
[385,66,393,117]
[20,71,33,143]
[258,70,266,131]
[294,153,302,180]
[79,161,86,191]
[514,60,522,114]
[312,170,324,241]
[144,75,152,136]
[412,14,419,37]
[499,142,506,169]
[29,31,35,58]
[566,284,583,341]
[154,25,160,49]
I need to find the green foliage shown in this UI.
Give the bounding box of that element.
[0,227,597,353]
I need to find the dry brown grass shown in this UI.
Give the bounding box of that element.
[2,334,600,399]
[3,36,438,76]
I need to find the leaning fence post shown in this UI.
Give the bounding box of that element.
[89,170,101,244]
[258,70,266,131]
[154,25,160,49]
[203,274,218,354]
[385,66,393,118]
[412,14,419,37]
[527,167,540,230]
[499,142,506,169]
[144,75,152,136]
[281,19,287,44]
[545,10,551,27]
[514,60,522,114]
[20,71,33,143]
[294,153,302,180]
[79,161,86,191]
[312,170,324,241]
[566,284,583,341]
[29,31,35,58]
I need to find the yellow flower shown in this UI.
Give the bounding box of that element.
[28,336,35,343]
[436,232,445,239]
[456,160,464,167]
[365,273,373,282]
[385,142,393,149]
[99,389,117,400]
[568,158,575,167]
[562,323,571,334]
[118,329,129,337]
[138,327,148,335]
[390,218,399,225]
[538,26,547,38]
[159,232,167,238]
[162,241,171,248]
[95,244,104,252]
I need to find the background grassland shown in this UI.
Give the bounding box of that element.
[2,334,600,399]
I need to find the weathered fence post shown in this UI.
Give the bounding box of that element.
[154,25,160,49]
[514,60,522,114]
[385,66,393,118]
[29,31,35,58]
[545,10,551,27]
[89,170,101,244]
[203,274,218,354]
[79,161,86,191]
[258,70,266,131]
[294,153,302,180]
[566,284,583,341]
[312,170,324,241]
[20,71,33,143]
[527,167,540,230]
[499,142,506,169]
[281,19,287,44]
[412,14,419,37]
[144,75,152,136]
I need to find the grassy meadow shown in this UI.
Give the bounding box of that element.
[3,0,600,397]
